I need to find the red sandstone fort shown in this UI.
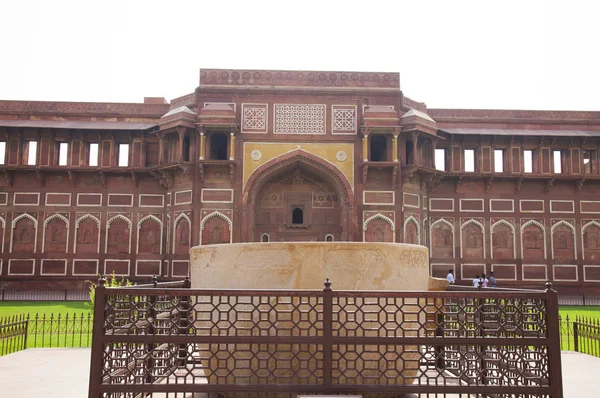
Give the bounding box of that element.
[1,68,599,292]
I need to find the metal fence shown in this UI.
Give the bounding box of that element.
[559,315,600,357]
[0,312,93,356]
[88,278,563,397]
[0,288,89,301]
[557,294,600,306]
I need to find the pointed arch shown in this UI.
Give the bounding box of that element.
[200,211,232,245]
[430,218,454,258]
[520,220,546,260]
[460,219,485,258]
[582,221,600,260]
[403,216,420,245]
[242,148,354,241]
[10,213,38,253]
[137,215,163,255]
[490,219,516,259]
[363,213,395,243]
[42,214,69,253]
[105,214,132,254]
[74,214,101,254]
[551,220,576,260]
[173,213,192,254]
[325,234,334,242]
[261,233,270,243]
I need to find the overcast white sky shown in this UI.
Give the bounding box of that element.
[1,0,599,111]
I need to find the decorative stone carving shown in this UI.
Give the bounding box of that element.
[174,215,190,255]
[243,106,266,131]
[107,217,131,254]
[521,221,545,259]
[336,150,347,162]
[431,220,453,258]
[274,104,325,134]
[12,214,37,253]
[333,107,356,132]
[250,149,262,161]
[491,221,515,259]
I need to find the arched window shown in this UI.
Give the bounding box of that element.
[261,233,270,242]
[326,234,334,242]
[292,207,303,224]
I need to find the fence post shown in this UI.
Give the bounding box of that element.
[178,275,192,367]
[573,320,579,352]
[88,275,107,398]
[23,314,29,351]
[545,281,564,398]
[322,278,333,388]
[582,294,586,306]
[146,275,158,384]
[435,312,445,370]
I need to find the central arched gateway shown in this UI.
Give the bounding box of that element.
[242,150,354,242]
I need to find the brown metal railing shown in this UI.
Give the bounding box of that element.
[88,278,563,397]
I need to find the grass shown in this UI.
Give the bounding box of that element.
[559,305,600,320]
[0,301,92,319]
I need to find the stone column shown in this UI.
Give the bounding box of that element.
[362,128,369,162]
[229,132,235,161]
[199,131,205,160]
[393,133,399,162]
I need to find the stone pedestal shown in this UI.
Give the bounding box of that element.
[188,242,435,396]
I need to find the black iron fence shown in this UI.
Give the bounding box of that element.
[559,315,600,357]
[88,278,563,397]
[0,288,89,301]
[0,312,93,356]
[558,294,600,306]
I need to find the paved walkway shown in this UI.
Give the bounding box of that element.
[0,348,597,397]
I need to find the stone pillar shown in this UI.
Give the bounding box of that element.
[199,132,205,160]
[229,132,235,161]
[177,126,186,162]
[393,134,399,162]
[362,129,369,162]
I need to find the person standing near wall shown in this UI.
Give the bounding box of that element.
[447,269,455,285]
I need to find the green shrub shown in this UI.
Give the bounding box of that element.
[86,272,133,307]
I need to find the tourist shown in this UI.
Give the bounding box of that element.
[489,272,497,288]
[472,274,480,288]
[446,269,455,285]
[482,273,489,288]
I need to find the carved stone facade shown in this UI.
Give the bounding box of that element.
[1,68,600,292]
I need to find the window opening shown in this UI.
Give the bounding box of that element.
[524,150,533,173]
[464,149,475,172]
[292,207,303,224]
[553,150,562,174]
[26,141,37,165]
[89,143,99,166]
[0,141,5,165]
[58,142,69,166]
[405,140,414,165]
[435,148,445,171]
[118,144,129,167]
[583,150,594,174]
[182,135,190,162]
[326,234,334,242]
[210,133,228,160]
[494,149,504,173]
[261,234,270,242]
[370,135,387,161]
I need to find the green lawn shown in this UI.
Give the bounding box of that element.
[0,301,91,319]
[559,305,600,320]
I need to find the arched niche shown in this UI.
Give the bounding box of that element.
[521,221,546,260]
[491,220,515,259]
[138,215,162,255]
[404,217,419,245]
[74,215,100,254]
[583,221,600,260]
[43,215,69,253]
[201,212,232,245]
[173,214,191,255]
[552,221,576,261]
[106,215,131,254]
[461,220,484,259]
[430,219,453,258]
[12,214,37,253]
[364,214,395,243]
